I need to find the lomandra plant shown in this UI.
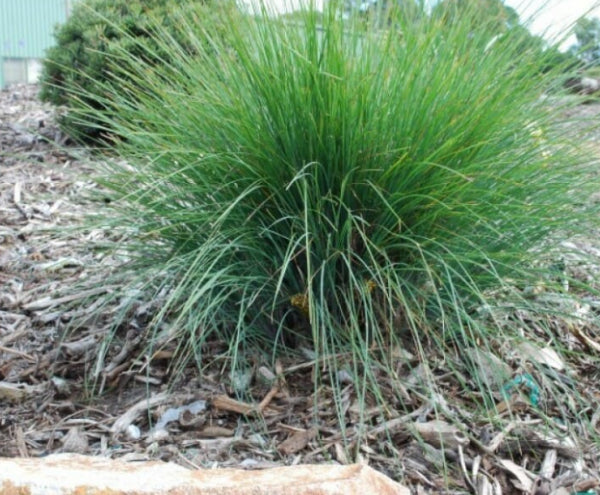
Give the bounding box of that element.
[72,0,598,423]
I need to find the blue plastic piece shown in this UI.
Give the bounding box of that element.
[502,373,540,406]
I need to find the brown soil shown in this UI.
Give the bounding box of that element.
[1,85,600,494]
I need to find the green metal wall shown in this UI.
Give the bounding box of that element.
[1,0,69,87]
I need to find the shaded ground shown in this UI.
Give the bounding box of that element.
[1,85,600,494]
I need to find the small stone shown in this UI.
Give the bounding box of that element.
[257,366,276,385]
[126,424,141,441]
[51,376,71,397]
[231,369,253,394]
[337,369,354,385]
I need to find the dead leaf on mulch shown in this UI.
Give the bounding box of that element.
[278,426,318,456]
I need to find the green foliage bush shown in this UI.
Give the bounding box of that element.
[39,0,231,142]
[72,1,598,415]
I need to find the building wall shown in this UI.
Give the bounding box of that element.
[0,0,70,88]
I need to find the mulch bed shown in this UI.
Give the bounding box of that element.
[1,85,600,494]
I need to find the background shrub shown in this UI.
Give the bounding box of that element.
[39,0,233,142]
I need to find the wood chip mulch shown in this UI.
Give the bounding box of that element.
[1,85,600,494]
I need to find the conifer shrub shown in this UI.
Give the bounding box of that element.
[39,0,232,142]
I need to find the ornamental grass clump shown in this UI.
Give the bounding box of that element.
[72,1,598,418]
